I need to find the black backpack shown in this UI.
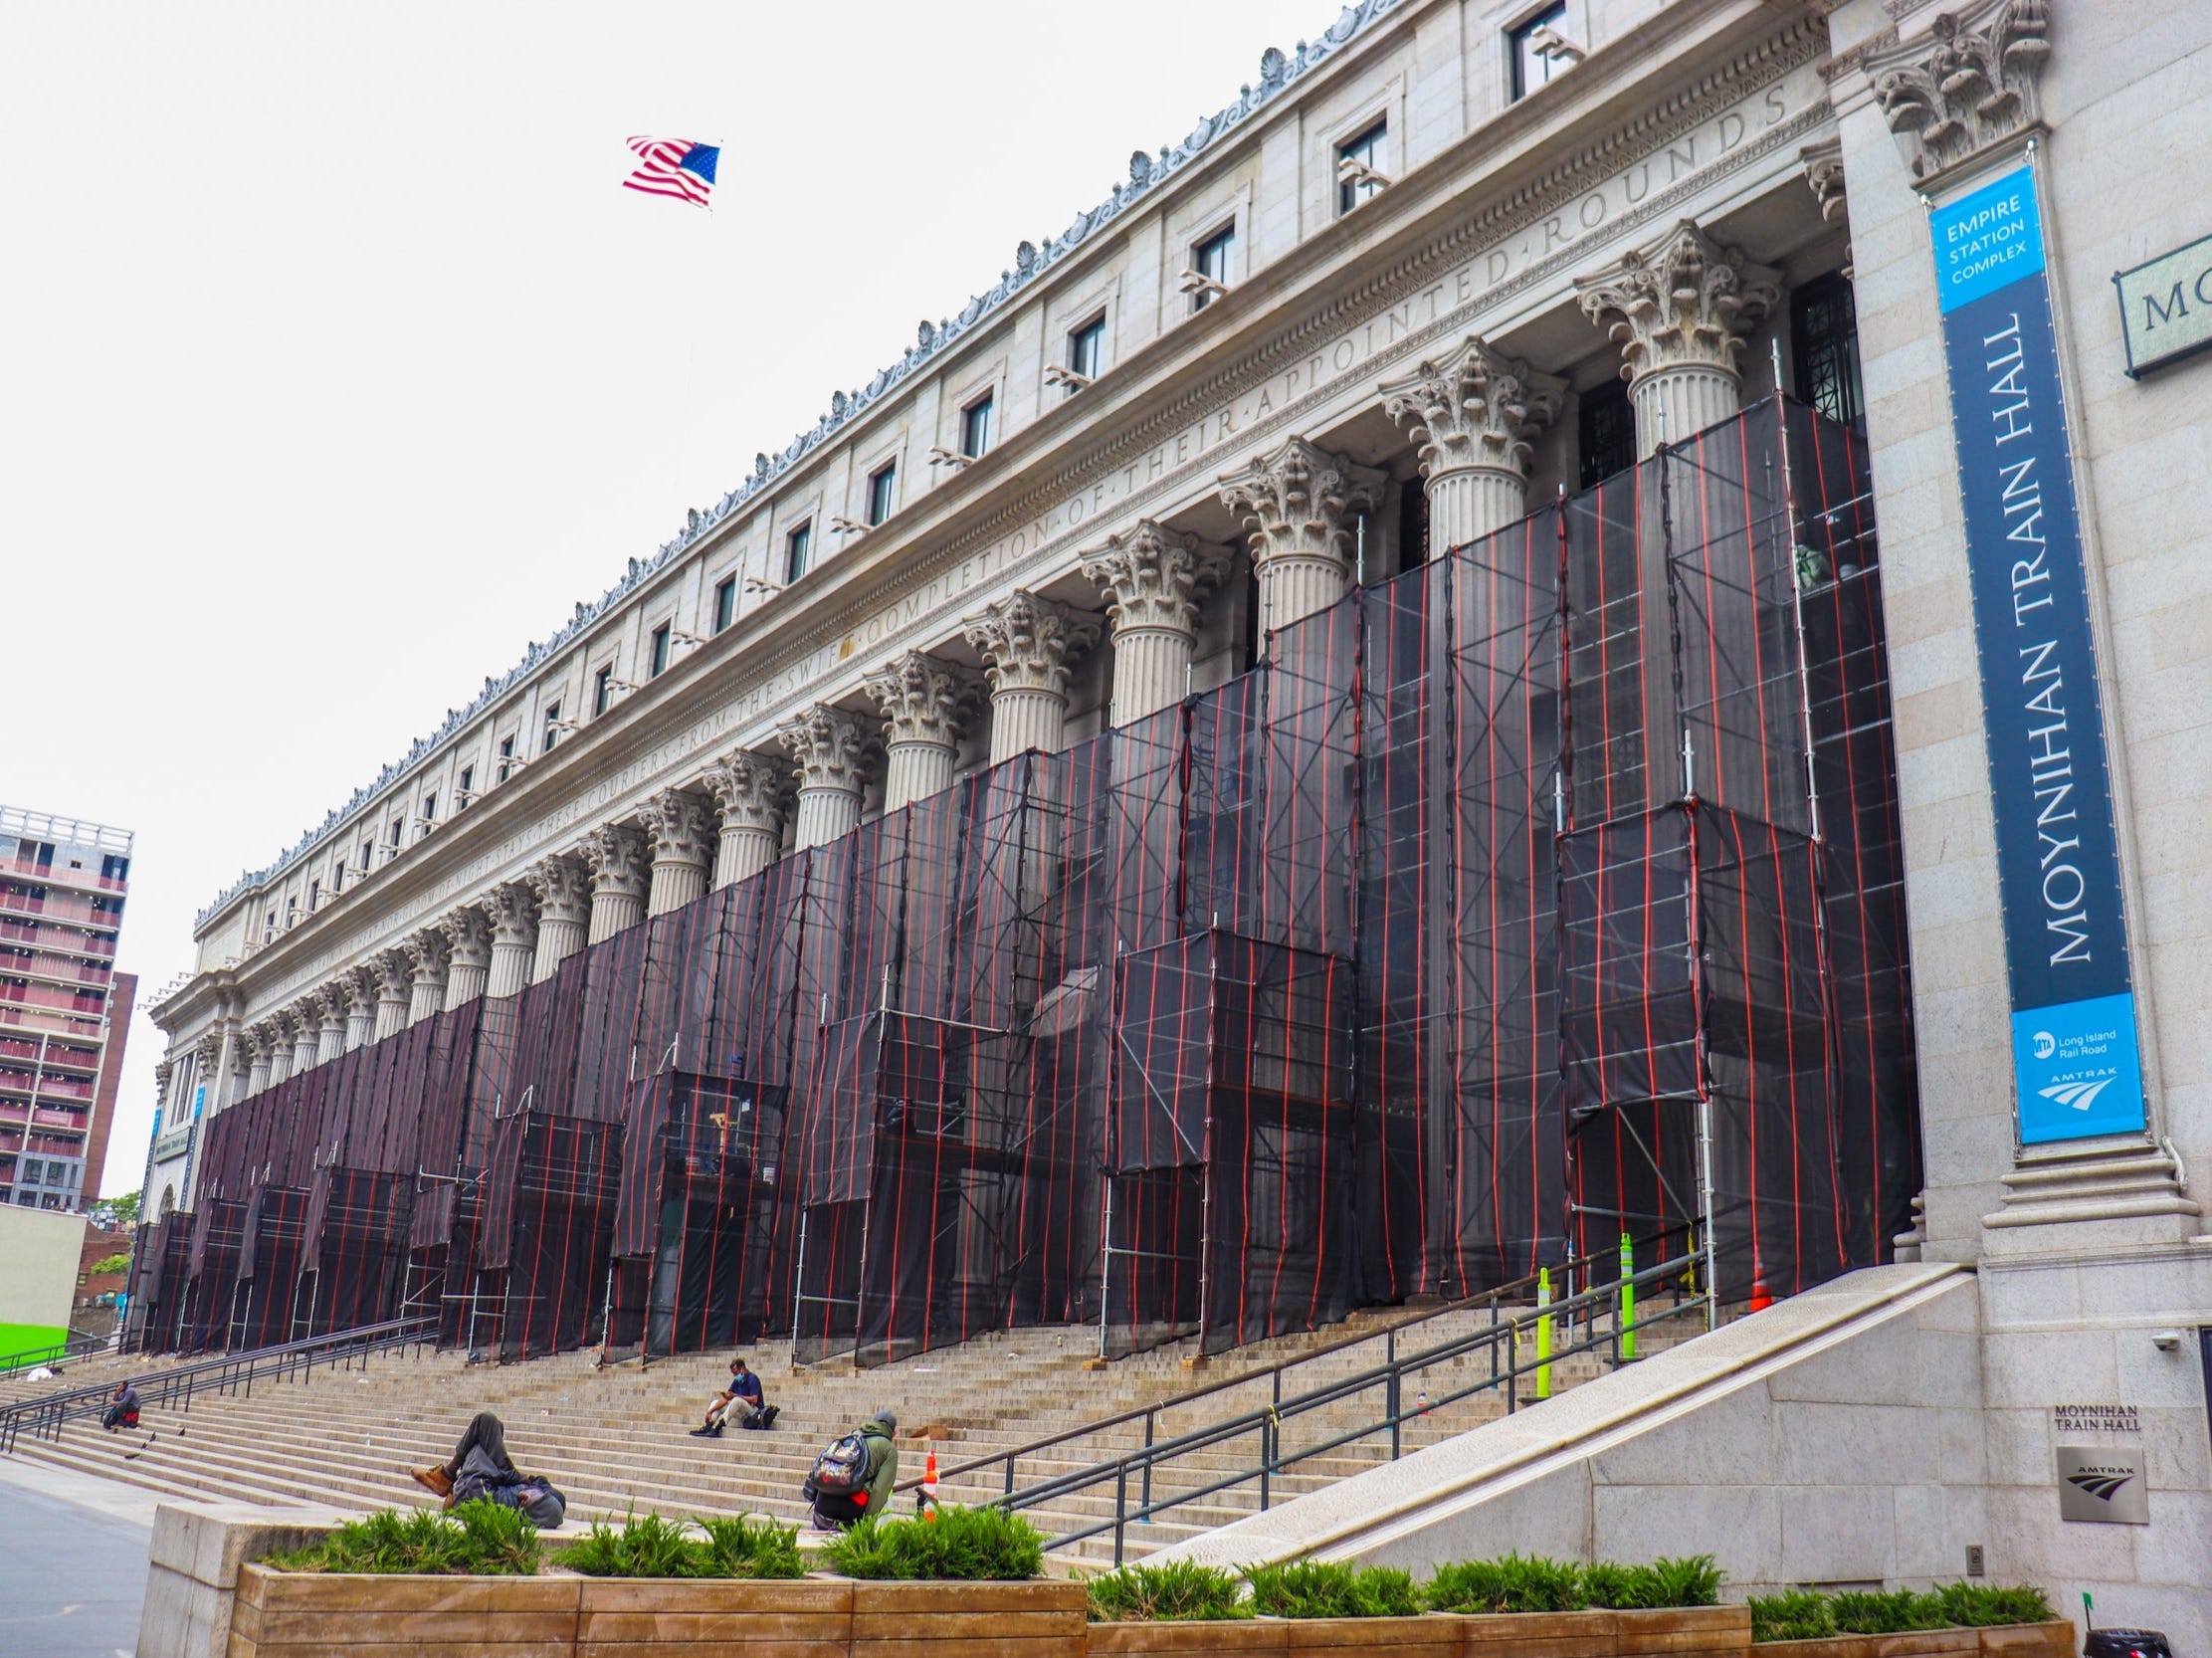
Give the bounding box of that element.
[807,1429,873,1498]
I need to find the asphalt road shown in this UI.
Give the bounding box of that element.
[0,1464,152,1658]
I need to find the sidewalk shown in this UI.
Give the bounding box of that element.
[0,1452,160,1658]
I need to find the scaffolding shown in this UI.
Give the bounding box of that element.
[150,398,1917,1366]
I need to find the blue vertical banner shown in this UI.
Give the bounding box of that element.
[1931,164,2145,1144]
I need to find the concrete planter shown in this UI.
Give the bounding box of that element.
[1752,1626,2076,1658]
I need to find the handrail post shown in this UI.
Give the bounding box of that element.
[1259,1408,1272,1512]
[1113,1462,1128,1567]
[1386,1330,1401,1460]
[1139,1410,1154,1524]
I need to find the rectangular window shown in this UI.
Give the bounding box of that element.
[541,701,562,754]
[307,879,320,910]
[1068,315,1106,389]
[650,622,673,677]
[389,819,403,848]
[421,792,436,826]
[713,574,737,633]
[1509,3,1569,102]
[1191,223,1236,310]
[1577,377,1636,490]
[458,765,475,809]
[496,734,515,783]
[786,520,812,582]
[593,665,615,715]
[1336,118,1388,214]
[960,394,993,459]
[866,462,897,526]
[1790,271,1865,433]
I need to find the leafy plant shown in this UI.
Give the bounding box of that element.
[89,1252,133,1276]
[697,1515,806,1579]
[1827,1589,1949,1635]
[1086,1559,1248,1622]
[1749,1590,1835,1643]
[555,1512,703,1578]
[266,1503,542,1575]
[1935,1583,2056,1627]
[820,1505,1045,1581]
[1244,1558,1421,1619]
[1425,1554,1587,1614]
[1632,1555,1723,1609]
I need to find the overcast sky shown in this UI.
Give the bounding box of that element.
[2,0,1315,1198]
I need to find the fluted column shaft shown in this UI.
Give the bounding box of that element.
[865,653,970,811]
[582,825,648,942]
[246,1030,273,1096]
[704,754,787,887]
[373,953,412,1040]
[777,706,873,850]
[317,998,349,1064]
[528,856,591,982]
[1218,437,1386,649]
[342,971,376,1051]
[289,1005,321,1074]
[963,591,1101,765]
[441,908,493,1010]
[407,931,451,1023]
[485,884,538,999]
[1081,521,1232,726]
[1381,337,1565,553]
[641,789,714,917]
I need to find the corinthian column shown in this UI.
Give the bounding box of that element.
[526,854,591,980]
[776,706,873,849]
[317,989,351,1063]
[245,1024,275,1095]
[407,929,451,1022]
[372,950,413,1040]
[341,966,377,1051]
[962,591,1102,763]
[641,789,715,917]
[292,997,327,1073]
[1576,220,1780,457]
[440,905,494,1009]
[1217,437,1386,648]
[1080,521,1233,725]
[1380,337,1565,548]
[582,824,648,942]
[703,752,788,887]
[485,882,538,999]
[863,652,973,810]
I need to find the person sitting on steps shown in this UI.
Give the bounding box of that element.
[101,1379,140,1432]
[691,1355,777,1436]
[409,1411,566,1526]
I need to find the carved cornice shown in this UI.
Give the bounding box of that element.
[581,823,649,901]
[1378,337,1565,483]
[962,592,1104,699]
[487,881,538,949]
[1575,220,1781,385]
[1861,0,2050,185]
[1217,437,1385,568]
[640,788,715,870]
[701,751,790,833]
[862,652,975,749]
[440,905,494,971]
[776,705,876,792]
[1080,520,1234,638]
[528,854,592,928]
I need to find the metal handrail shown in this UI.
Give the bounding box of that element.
[0,1315,438,1454]
[902,1222,1699,1505]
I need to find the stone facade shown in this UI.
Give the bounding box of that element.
[143,0,2211,1628]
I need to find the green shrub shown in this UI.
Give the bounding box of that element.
[820,1505,1045,1581]
[1828,1589,1949,1635]
[697,1515,807,1579]
[1633,1555,1724,1609]
[1086,1559,1249,1622]
[266,1503,542,1576]
[90,1252,132,1276]
[1935,1583,2057,1627]
[1426,1554,1587,1614]
[1749,1590,1835,1643]
[1244,1558,1421,1619]
[555,1511,702,1578]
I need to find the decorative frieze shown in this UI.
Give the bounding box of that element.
[863,652,975,810]
[777,705,876,849]
[1217,437,1385,644]
[1079,521,1233,725]
[963,591,1103,763]
[702,751,789,888]
[1861,0,2050,187]
[640,788,715,917]
[1379,338,1564,547]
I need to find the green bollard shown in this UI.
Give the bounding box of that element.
[1536,1266,1553,1398]
[1619,1233,1637,1362]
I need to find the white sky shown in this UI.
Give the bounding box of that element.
[2,0,1317,1198]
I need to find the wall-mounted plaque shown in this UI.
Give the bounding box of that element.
[2056,1445,2149,1524]
[2114,231,2212,378]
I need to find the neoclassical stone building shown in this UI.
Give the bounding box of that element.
[144,0,2212,1628]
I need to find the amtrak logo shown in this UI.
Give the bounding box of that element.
[2064,1468,2135,1503]
[2039,1078,2115,1112]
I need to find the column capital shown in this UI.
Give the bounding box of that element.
[702,750,790,832]
[1799,136,1847,224]
[581,823,649,902]
[1575,220,1780,388]
[1860,0,2049,187]
[641,787,715,870]
[1379,337,1565,484]
[374,949,413,1000]
[1079,520,1234,636]
[528,853,592,930]
[1217,436,1386,566]
[487,880,539,948]
[407,927,452,983]
[440,903,494,970]
[153,1057,175,1092]
[293,989,328,1028]
[341,963,377,1012]
[862,651,976,748]
[776,704,876,791]
[245,1021,278,1061]
[962,590,1103,699]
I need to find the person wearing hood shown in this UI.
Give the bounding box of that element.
[803,1409,900,1530]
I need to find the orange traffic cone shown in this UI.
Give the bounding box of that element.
[1747,1265,1773,1314]
[921,1450,940,1519]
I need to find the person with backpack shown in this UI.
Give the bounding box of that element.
[101,1379,140,1432]
[802,1410,899,1531]
[690,1356,778,1436]
[408,1411,566,1528]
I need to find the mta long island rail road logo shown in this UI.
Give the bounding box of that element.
[2055,1446,2149,1524]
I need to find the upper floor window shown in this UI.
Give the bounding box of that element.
[496,733,516,783]
[1577,378,1636,490]
[650,622,673,677]
[1790,272,1865,433]
[307,879,320,911]
[421,792,437,828]
[1336,119,1388,215]
[1191,223,1236,311]
[960,393,993,460]
[457,765,475,810]
[866,462,897,526]
[786,520,812,583]
[1509,4,1570,103]
[359,842,373,872]
[541,701,563,754]
[593,665,615,716]
[1067,314,1106,391]
[713,574,737,633]
[388,818,404,849]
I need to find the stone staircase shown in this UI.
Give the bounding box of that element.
[1,1299,1711,1568]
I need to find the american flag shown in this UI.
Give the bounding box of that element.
[622,136,719,207]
